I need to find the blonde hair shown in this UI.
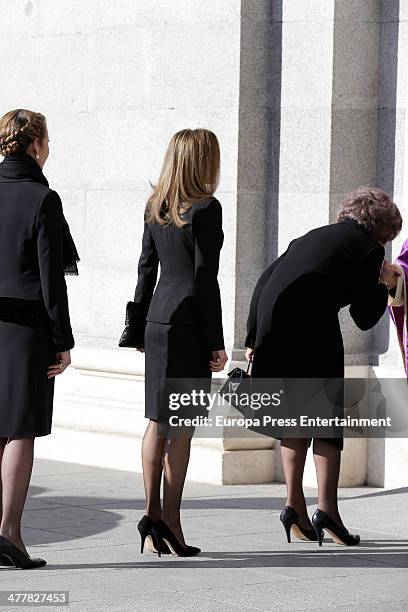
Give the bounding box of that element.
[0,109,47,157]
[146,128,220,226]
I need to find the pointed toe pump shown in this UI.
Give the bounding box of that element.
[280,506,321,542]
[0,536,46,569]
[152,519,201,557]
[138,516,170,555]
[312,509,360,546]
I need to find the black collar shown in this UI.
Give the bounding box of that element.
[0,153,49,187]
[0,153,80,275]
[338,217,366,231]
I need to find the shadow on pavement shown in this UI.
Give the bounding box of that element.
[348,486,408,500]
[21,484,408,556]
[18,543,408,571]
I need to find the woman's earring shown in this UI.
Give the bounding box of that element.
[36,154,40,159]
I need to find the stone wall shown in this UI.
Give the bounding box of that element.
[0,0,241,354]
[2,0,408,485]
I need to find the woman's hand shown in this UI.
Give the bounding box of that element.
[135,347,145,353]
[210,349,228,372]
[48,350,71,379]
[380,261,401,289]
[245,347,255,362]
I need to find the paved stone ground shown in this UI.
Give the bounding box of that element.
[0,459,407,611]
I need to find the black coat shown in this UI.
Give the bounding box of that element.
[246,218,389,379]
[128,197,224,351]
[0,153,74,352]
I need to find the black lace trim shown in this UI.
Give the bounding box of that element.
[63,259,80,276]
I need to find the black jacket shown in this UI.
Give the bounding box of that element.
[128,197,224,351]
[246,218,389,349]
[0,153,75,351]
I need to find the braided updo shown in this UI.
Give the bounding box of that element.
[0,109,47,157]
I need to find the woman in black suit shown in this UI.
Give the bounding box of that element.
[0,109,78,568]
[120,129,227,556]
[245,187,401,546]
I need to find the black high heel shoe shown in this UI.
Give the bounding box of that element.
[0,536,46,569]
[152,519,201,557]
[280,506,321,542]
[312,509,360,546]
[137,516,170,555]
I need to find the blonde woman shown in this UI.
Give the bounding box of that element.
[119,129,227,557]
[0,109,78,568]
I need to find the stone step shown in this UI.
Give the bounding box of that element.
[36,367,276,485]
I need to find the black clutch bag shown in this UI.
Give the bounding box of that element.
[118,301,145,348]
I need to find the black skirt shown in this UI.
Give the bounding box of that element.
[144,322,211,422]
[0,300,55,437]
[251,273,344,450]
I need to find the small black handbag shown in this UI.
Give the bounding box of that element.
[219,360,276,436]
[219,360,252,415]
[118,301,145,348]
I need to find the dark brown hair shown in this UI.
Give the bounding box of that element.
[337,186,402,243]
[0,109,47,157]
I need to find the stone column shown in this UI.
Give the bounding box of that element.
[369,0,408,487]
[232,0,336,364]
[329,0,384,366]
[231,1,404,487]
[230,0,337,485]
[232,0,282,364]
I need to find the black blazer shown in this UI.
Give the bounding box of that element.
[0,153,74,351]
[128,197,224,351]
[246,218,389,349]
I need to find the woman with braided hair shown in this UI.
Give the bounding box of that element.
[0,109,79,568]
